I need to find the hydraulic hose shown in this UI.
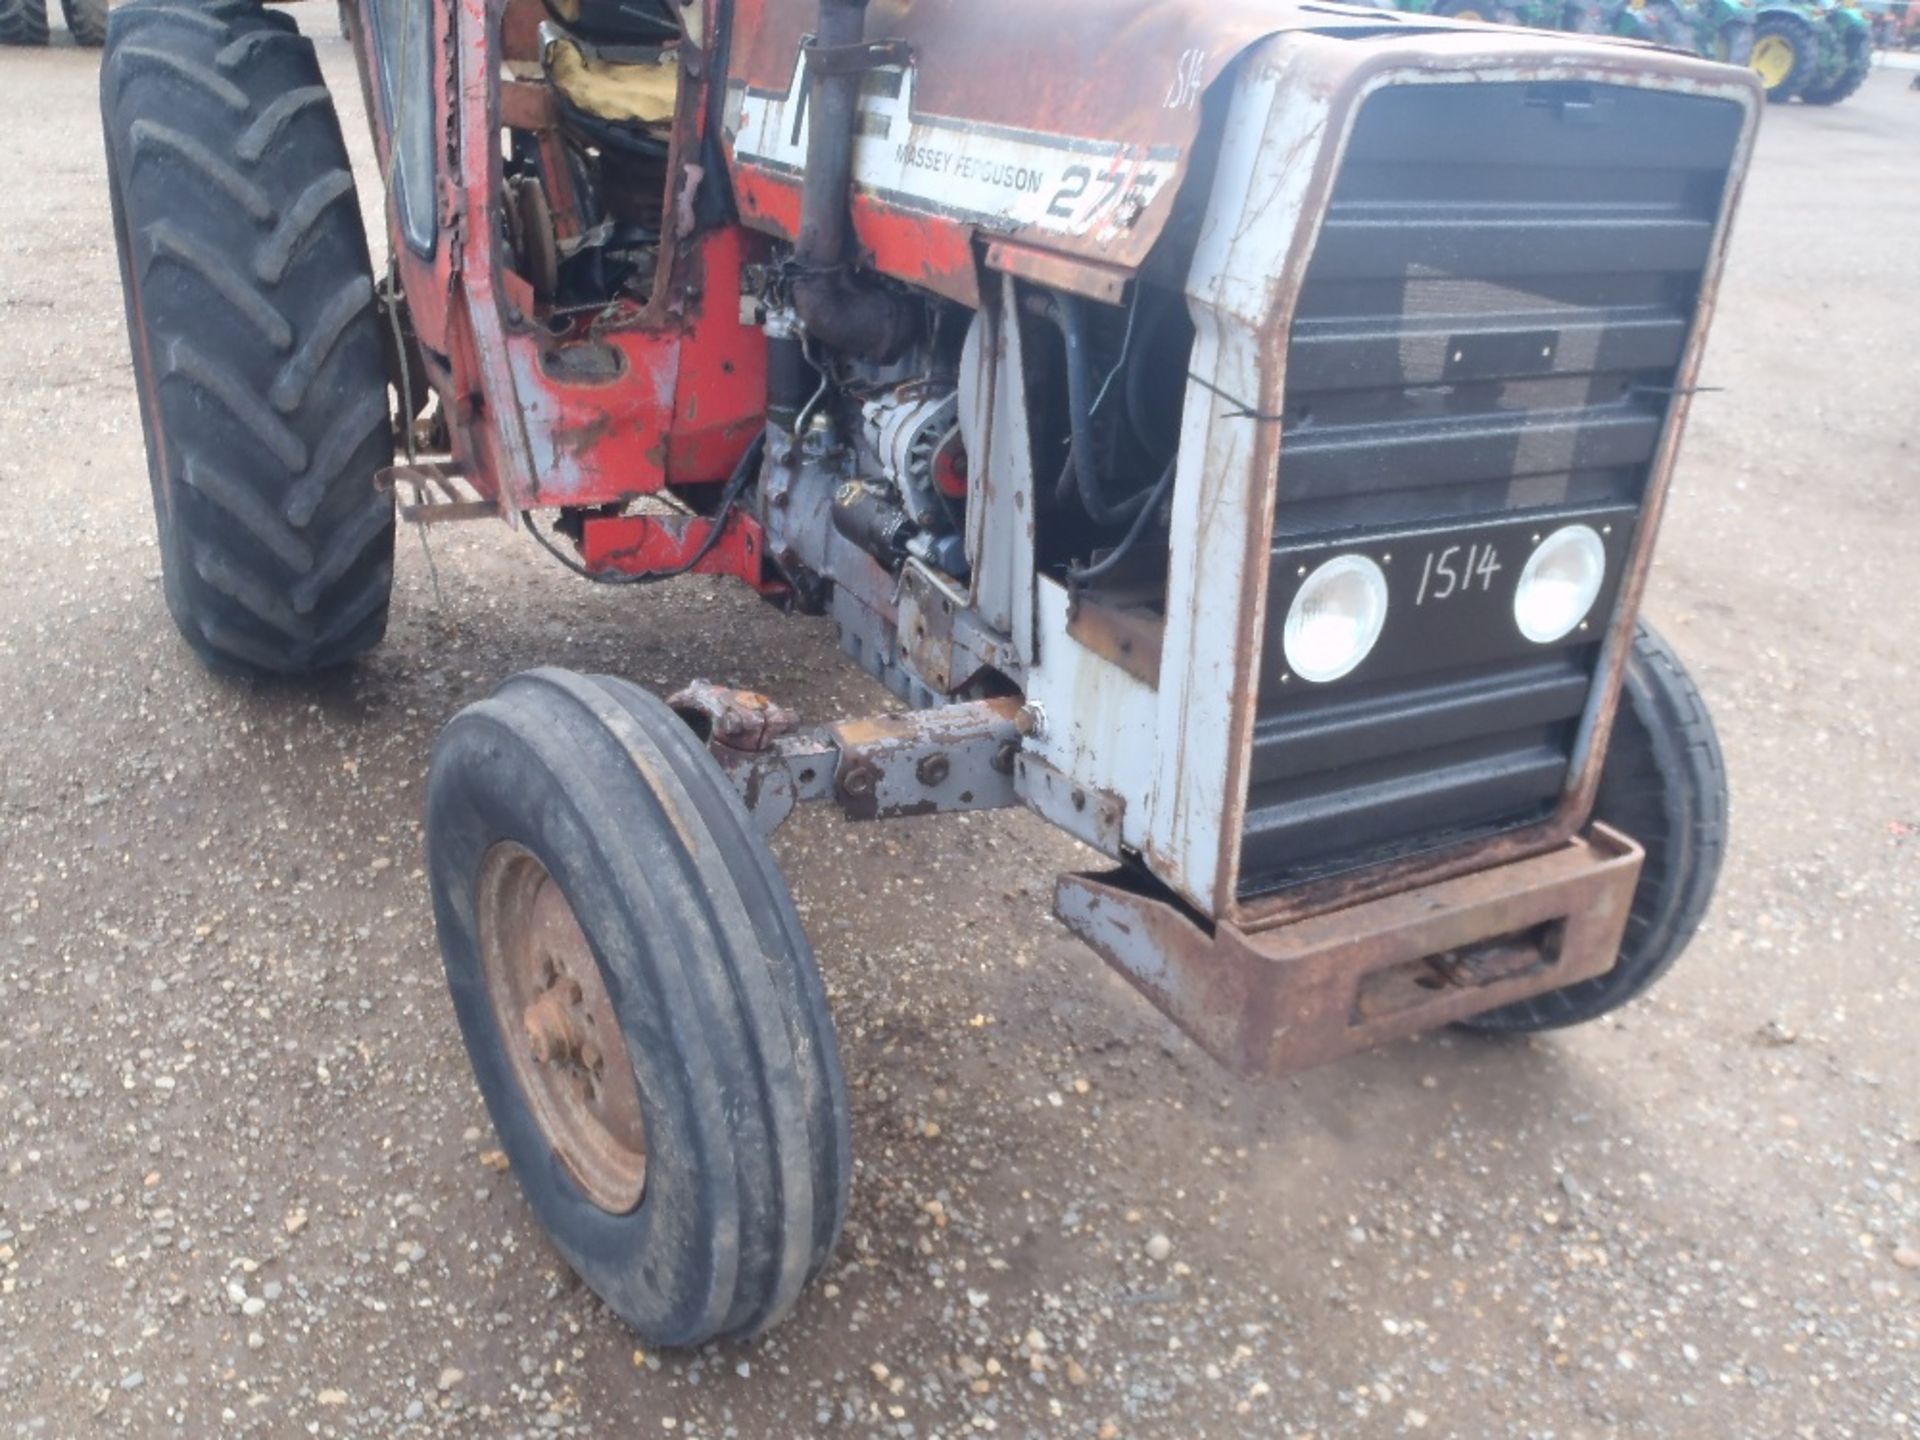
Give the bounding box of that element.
[1051,291,1154,528]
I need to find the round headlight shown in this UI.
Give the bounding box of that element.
[1514,525,1607,645]
[1284,554,1389,684]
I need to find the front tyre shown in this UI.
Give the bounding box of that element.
[426,670,852,1346]
[1460,625,1728,1034]
[103,0,394,677]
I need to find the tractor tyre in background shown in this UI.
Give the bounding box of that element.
[0,0,49,45]
[1751,11,1823,100]
[102,0,395,677]
[61,0,105,45]
[427,670,853,1346]
[1798,23,1871,104]
[1711,18,1756,65]
[1459,625,1727,1034]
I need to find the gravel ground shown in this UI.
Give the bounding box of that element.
[3,23,1918,1440]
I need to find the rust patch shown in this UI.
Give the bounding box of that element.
[1057,824,1644,1078]
[1064,595,1164,689]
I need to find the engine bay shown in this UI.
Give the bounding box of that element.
[496,0,1200,634]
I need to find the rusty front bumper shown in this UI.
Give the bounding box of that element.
[1055,824,1643,1078]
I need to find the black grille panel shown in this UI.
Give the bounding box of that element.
[1239,80,1743,897]
[1243,655,1589,882]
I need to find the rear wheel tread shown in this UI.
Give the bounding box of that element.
[179,456,316,574]
[109,43,251,111]
[236,85,332,163]
[253,171,356,285]
[162,338,308,471]
[268,273,375,414]
[105,0,394,677]
[143,220,293,351]
[126,119,274,221]
[0,0,50,46]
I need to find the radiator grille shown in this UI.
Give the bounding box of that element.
[1239,80,1743,897]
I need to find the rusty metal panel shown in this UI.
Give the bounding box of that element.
[1020,577,1159,857]
[1056,823,1644,1078]
[828,698,1023,821]
[724,0,1437,284]
[983,241,1132,307]
[960,278,1035,644]
[723,0,1753,294]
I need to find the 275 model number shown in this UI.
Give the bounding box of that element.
[1415,542,1503,606]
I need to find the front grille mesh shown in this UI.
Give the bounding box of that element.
[1239,80,1743,897]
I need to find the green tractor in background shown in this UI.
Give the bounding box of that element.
[1416,0,1694,35]
[1749,0,1873,102]
[0,0,106,45]
[1389,0,1869,105]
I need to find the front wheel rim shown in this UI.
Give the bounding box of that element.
[477,842,648,1214]
[1751,33,1798,86]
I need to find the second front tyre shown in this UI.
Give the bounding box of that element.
[426,669,852,1346]
[1461,625,1728,1034]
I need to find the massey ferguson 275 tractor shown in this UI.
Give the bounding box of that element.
[102,0,1751,1344]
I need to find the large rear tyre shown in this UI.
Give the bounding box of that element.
[1460,625,1727,1034]
[1751,11,1823,101]
[102,0,394,677]
[1798,25,1871,105]
[61,0,105,45]
[426,669,852,1346]
[0,0,49,45]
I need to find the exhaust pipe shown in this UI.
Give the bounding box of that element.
[795,0,867,272]
[791,0,916,362]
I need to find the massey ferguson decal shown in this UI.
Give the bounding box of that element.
[729,52,1182,246]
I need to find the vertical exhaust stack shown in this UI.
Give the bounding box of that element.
[795,0,866,272]
[790,0,917,362]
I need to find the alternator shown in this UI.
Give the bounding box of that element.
[860,386,964,531]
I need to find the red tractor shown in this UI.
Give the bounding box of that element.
[101,0,1757,1344]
